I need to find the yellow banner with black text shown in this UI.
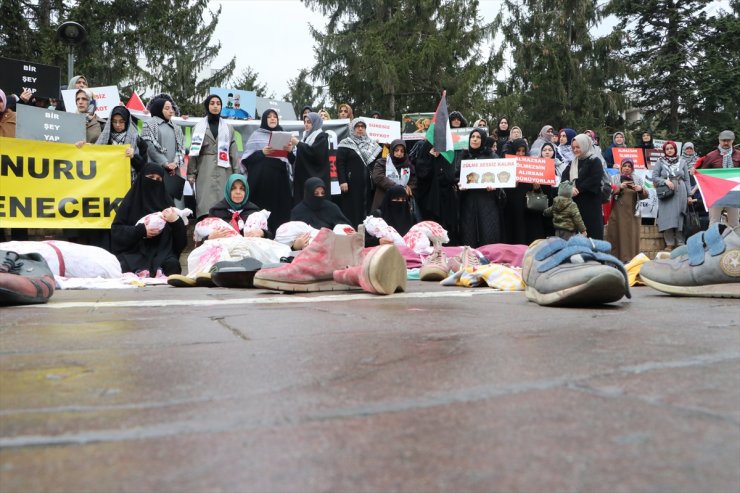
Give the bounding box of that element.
[0,137,130,228]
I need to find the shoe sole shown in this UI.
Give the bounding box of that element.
[167,275,196,287]
[364,245,407,295]
[420,267,448,282]
[194,274,215,288]
[0,287,52,305]
[639,275,740,298]
[253,278,360,293]
[212,269,258,289]
[526,271,626,306]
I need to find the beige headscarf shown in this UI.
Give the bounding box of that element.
[569,134,595,181]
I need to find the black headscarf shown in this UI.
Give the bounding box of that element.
[495,117,510,140]
[260,109,283,131]
[203,94,222,139]
[147,93,179,117]
[380,185,415,236]
[449,111,468,128]
[638,130,654,149]
[466,128,492,159]
[114,163,172,225]
[389,139,412,168]
[503,137,529,156]
[290,177,350,229]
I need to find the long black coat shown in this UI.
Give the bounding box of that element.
[457,149,505,247]
[414,141,459,241]
[293,132,330,205]
[562,156,604,239]
[335,146,370,228]
[242,151,295,233]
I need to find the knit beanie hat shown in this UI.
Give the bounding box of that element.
[558,180,574,198]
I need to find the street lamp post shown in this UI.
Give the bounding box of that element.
[56,21,87,83]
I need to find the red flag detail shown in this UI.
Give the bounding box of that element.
[694,171,739,209]
[126,91,146,111]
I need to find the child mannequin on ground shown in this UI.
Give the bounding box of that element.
[543,181,587,240]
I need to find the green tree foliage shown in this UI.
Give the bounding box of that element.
[682,0,740,152]
[136,0,234,115]
[231,66,271,98]
[0,0,68,73]
[490,0,628,142]
[606,0,710,137]
[284,68,327,116]
[303,0,495,119]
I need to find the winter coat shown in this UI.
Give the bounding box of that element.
[544,196,587,233]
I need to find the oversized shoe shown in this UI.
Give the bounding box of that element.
[522,236,630,306]
[212,257,263,288]
[419,241,450,281]
[0,250,55,305]
[333,245,407,295]
[640,224,740,298]
[253,227,364,292]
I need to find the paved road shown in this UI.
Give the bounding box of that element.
[1,283,739,492]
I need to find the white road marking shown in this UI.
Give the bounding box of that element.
[19,289,515,310]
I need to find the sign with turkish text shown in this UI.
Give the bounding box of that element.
[358,117,401,144]
[15,105,85,144]
[612,147,646,168]
[0,137,130,229]
[506,155,556,185]
[62,85,120,119]
[459,158,517,189]
[0,57,61,99]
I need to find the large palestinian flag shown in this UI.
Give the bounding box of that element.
[695,168,740,209]
[425,91,455,164]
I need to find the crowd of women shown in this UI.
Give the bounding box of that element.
[1,81,738,277]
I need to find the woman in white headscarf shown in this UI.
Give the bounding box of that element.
[561,134,605,239]
[336,118,381,227]
[293,111,330,205]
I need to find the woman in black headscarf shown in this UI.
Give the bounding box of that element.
[365,185,417,247]
[111,163,187,276]
[493,116,511,157]
[241,109,297,232]
[637,130,655,165]
[336,118,381,227]
[294,111,330,205]
[187,94,240,220]
[291,176,350,232]
[96,105,148,182]
[142,93,186,206]
[370,139,416,212]
[457,128,505,247]
[502,138,548,245]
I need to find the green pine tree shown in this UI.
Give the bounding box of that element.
[285,68,327,116]
[231,66,272,98]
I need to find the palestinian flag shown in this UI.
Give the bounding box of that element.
[695,168,740,209]
[425,90,455,164]
[126,90,146,111]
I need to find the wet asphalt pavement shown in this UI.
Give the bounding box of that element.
[1,282,739,493]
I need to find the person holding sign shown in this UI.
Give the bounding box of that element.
[561,134,605,240]
[96,106,149,182]
[458,128,505,247]
[603,131,627,168]
[370,139,415,212]
[293,112,330,205]
[605,158,648,262]
[652,141,691,250]
[241,109,298,233]
[0,89,16,138]
[142,94,186,207]
[187,94,240,220]
[336,119,381,228]
[110,163,187,277]
[75,89,104,143]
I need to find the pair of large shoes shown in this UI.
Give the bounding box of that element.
[419,241,450,281]
[253,228,406,295]
[640,224,740,298]
[0,250,55,305]
[522,236,630,306]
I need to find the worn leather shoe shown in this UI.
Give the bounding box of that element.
[0,250,55,305]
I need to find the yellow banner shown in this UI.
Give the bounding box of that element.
[0,137,131,228]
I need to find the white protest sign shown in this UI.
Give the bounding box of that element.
[62,85,120,119]
[359,117,401,144]
[459,158,517,189]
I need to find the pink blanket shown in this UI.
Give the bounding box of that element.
[399,243,528,269]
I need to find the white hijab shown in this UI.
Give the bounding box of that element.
[569,134,595,181]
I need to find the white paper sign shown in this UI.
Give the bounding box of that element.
[459,158,517,189]
[359,117,401,144]
[62,85,120,119]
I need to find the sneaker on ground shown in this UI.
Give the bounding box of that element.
[640,224,740,298]
[211,257,263,289]
[522,236,630,306]
[0,250,55,305]
[420,245,450,281]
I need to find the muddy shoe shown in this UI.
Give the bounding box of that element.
[420,242,450,281]
[0,250,55,305]
[211,257,263,289]
[522,236,630,306]
[167,274,196,287]
[640,224,740,298]
[333,245,407,295]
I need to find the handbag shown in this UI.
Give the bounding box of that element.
[655,183,674,200]
[526,189,548,212]
[684,204,701,238]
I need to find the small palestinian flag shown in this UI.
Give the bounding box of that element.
[125,90,146,112]
[695,168,740,209]
[425,90,455,164]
